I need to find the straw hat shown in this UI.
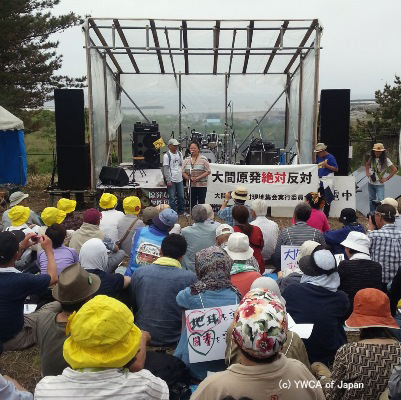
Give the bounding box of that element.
[63,295,142,369]
[41,207,66,227]
[381,198,399,217]
[314,143,327,152]
[231,186,248,201]
[346,288,399,329]
[372,143,385,152]
[57,198,77,214]
[99,193,117,209]
[8,206,31,226]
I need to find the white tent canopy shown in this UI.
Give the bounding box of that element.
[0,106,24,131]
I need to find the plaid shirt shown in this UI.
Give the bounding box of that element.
[217,205,252,226]
[368,224,401,284]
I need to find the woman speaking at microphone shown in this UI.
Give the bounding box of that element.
[182,141,211,211]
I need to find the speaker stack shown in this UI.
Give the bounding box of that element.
[132,121,161,169]
[245,139,280,165]
[319,89,351,176]
[54,89,90,190]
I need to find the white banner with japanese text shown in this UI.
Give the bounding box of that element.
[206,163,319,208]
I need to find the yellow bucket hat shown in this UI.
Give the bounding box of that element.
[9,206,31,226]
[63,295,142,369]
[123,196,141,215]
[57,198,77,214]
[99,193,117,210]
[41,207,66,226]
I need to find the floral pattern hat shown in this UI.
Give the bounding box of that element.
[233,288,287,359]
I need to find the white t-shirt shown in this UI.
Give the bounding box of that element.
[369,157,393,185]
[163,151,183,183]
[99,209,125,242]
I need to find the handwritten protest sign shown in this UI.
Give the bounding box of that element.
[280,245,301,272]
[186,304,237,363]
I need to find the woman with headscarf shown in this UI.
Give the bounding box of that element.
[79,238,131,298]
[174,246,241,380]
[232,205,265,273]
[224,279,311,371]
[282,245,349,366]
[313,288,401,400]
[291,192,329,233]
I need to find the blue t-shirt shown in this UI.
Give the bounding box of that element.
[316,153,338,178]
[0,271,50,342]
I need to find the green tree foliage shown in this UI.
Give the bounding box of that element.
[0,0,85,118]
[353,75,401,141]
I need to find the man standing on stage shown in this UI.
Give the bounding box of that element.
[163,139,186,215]
[314,143,338,217]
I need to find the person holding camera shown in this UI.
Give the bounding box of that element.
[365,143,398,214]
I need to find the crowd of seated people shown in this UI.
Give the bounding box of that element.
[0,188,401,399]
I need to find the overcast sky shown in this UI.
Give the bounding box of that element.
[52,0,401,100]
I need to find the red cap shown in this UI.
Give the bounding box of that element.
[83,208,102,225]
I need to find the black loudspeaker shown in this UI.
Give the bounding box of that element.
[133,122,161,169]
[319,89,350,176]
[246,149,280,165]
[54,89,90,189]
[57,144,90,190]
[54,89,85,146]
[99,166,129,187]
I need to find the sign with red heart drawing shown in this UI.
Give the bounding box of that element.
[185,304,237,363]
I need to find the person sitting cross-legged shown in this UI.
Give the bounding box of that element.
[272,202,325,273]
[338,231,382,316]
[181,205,217,273]
[98,193,125,242]
[174,247,241,380]
[282,245,349,366]
[130,234,196,347]
[0,232,60,351]
[34,295,169,400]
[192,289,324,400]
[36,262,101,377]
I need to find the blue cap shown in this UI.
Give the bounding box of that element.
[153,208,178,231]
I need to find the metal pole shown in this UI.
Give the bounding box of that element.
[84,26,96,191]
[116,73,123,164]
[284,73,290,149]
[313,28,322,160]
[298,55,304,163]
[224,73,228,162]
[179,72,182,141]
[114,80,150,123]
[103,53,110,163]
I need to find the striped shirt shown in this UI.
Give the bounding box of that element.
[272,222,325,269]
[34,367,169,400]
[182,155,210,187]
[368,224,401,284]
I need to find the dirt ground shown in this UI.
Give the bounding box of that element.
[0,175,367,392]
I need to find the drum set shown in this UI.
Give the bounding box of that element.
[178,128,237,164]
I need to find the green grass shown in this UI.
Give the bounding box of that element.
[25,130,55,175]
